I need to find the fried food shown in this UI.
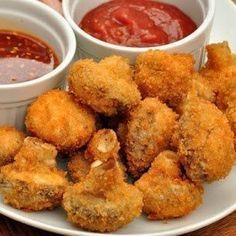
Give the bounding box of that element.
[25,90,96,152]
[85,129,120,162]
[68,152,92,183]
[200,42,236,110]
[135,151,203,220]
[68,129,126,182]
[0,137,68,211]
[63,155,143,232]
[135,50,194,108]
[178,94,235,182]
[176,73,215,114]
[0,126,25,167]
[68,56,141,116]
[225,92,236,148]
[125,97,178,178]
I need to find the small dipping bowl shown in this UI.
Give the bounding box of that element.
[63,0,215,68]
[0,0,76,130]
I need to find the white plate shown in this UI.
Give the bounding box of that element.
[0,1,236,235]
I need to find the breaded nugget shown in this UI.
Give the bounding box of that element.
[0,137,68,211]
[0,126,25,167]
[63,156,143,232]
[125,98,178,178]
[178,95,235,182]
[200,42,236,110]
[25,90,96,152]
[68,56,141,116]
[135,151,203,220]
[68,129,126,182]
[135,50,194,108]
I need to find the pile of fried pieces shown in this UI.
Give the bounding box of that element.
[0,41,235,233]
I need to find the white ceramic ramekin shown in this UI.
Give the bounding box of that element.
[0,0,76,130]
[63,0,215,68]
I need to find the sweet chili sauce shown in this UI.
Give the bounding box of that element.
[0,30,59,84]
[80,0,197,47]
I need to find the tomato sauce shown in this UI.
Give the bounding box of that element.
[80,0,197,47]
[0,30,59,84]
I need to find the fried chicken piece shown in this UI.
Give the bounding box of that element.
[0,126,25,167]
[200,42,236,110]
[135,50,194,108]
[68,56,141,116]
[178,94,235,182]
[0,137,68,211]
[135,151,203,220]
[125,98,178,178]
[68,129,126,182]
[63,155,143,232]
[25,90,96,152]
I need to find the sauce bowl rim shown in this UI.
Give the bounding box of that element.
[63,0,215,52]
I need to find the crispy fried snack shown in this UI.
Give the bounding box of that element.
[0,137,68,211]
[68,152,92,183]
[125,98,178,178]
[0,126,25,167]
[176,73,215,114]
[225,92,236,148]
[63,155,143,232]
[135,151,203,220]
[85,129,120,162]
[68,56,141,116]
[68,129,126,182]
[25,90,96,152]
[135,50,194,108]
[178,95,235,182]
[200,42,236,110]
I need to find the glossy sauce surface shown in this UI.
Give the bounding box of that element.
[0,30,59,84]
[80,0,197,47]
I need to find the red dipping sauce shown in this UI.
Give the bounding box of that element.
[0,30,59,84]
[80,0,197,47]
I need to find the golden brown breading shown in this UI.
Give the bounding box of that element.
[0,126,25,167]
[68,152,92,183]
[63,156,143,232]
[225,92,236,148]
[135,151,203,220]
[0,137,68,211]
[135,50,194,108]
[176,73,215,115]
[68,56,141,116]
[25,90,96,152]
[68,129,126,182]
[125,98,178,178]
[85,129,120,162]
[178,95,235,182]
[200,42,236,110]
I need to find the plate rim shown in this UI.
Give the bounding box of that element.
[0,202,235,236]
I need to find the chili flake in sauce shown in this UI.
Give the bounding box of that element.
[0,30,59,84]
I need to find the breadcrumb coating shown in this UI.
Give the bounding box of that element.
[136,151,203,219]
[0,126,25,167]
[68,56,141,116]
[25,90,96,152]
